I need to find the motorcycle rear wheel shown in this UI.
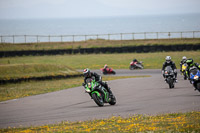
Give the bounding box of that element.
[92,93,104,107]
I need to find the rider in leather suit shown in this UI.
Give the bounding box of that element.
[162,56,178,82]
[83,68,113,97]
[185,58,200,80]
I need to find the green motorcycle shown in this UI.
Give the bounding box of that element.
[83,78,116,107]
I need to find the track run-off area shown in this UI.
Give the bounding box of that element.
[0,69,199,128]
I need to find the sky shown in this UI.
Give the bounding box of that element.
[0,0,200,19]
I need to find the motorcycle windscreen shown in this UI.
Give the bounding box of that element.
[190,68,198,77]
[165,66,173,73]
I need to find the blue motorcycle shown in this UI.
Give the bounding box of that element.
[189,67,200,92]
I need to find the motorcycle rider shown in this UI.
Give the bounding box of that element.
[83,68,114,98]
[162,56,178,82]
[133,59,139,64]
[103,64,109,73]
[185,58,200,80]
[180,56,187,72]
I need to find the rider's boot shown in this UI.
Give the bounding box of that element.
[104,82,114,98]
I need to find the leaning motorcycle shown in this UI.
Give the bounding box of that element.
[129,61,144,70]
[189,67,200,92]
[100,68,116,75]
[83,78,116,107]
[181,63,187,80]
[164,66,176,88]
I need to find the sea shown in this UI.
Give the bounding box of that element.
[0,13,200,43]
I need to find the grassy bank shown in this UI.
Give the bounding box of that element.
[1,38,200,51]
[0,64,80,80]
[0,75,149,102]
[1,111,199,132]
[0,51,199,69]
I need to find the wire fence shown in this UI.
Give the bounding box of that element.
[1,31,200,44]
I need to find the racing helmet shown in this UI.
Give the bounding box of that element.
[83,68,91,77]
[133,59,137,62]
[104,64,107,68]
[165,56,171,63]
[182,56,187,60]
[186,58,193,66]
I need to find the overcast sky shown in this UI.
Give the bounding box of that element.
[0,0,200,19]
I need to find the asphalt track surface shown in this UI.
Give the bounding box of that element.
[0,69,200,128]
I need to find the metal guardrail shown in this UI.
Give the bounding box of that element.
[1,31,200,44]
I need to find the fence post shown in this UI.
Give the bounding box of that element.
[37,35,39,43]
[193,31,195,38]
[85,35,87,42]
[120,33,123,41]
[97,34,98,40]
[168,32,171,39]
[181,32,182,39]
[144,32,146,39]
[13,35,15,44]
[156,32,159,39]
[108,34,110,41]
[48,35,50,43]
[72,35,75,43]
[61,35,63,42]
[24,35,26,43]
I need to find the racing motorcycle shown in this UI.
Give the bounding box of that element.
[129,61,144,70]
[181,63,187,80]
[100,68,116,75]
[83,78,116,107]
[189,67,200,92]
[164,66,176,88]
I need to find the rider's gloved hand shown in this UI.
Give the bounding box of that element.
[162,70,164,74]
[174,69,177,73]
[82,83,85,86]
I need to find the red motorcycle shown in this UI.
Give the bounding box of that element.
[100,68,116,75]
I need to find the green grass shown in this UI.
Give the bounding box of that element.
[0,75,149,102]
[0,64,80,80]
[1,38,200,51]
[1,111,199,132]
[0,51,199,70]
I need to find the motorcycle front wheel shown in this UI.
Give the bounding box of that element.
[196,82,200,92]
[167,78,174,89]
[109,95,116,105]
[92,93,104,107]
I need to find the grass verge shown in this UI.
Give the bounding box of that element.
[0,64,80,80]
[0,51,199,69]
[1,111,199,132]
[1,38,200,51]
[0,75,149,102]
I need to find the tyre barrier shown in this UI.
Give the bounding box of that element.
[0,44,200,57]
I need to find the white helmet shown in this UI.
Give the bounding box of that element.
[83,68,91,77]
[182,56,187,60]
[165,56,171,63]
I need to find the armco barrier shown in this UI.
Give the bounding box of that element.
[0,44,200,57]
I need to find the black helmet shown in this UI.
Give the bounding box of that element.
[83,68,91,77]
[186,58,193,66]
